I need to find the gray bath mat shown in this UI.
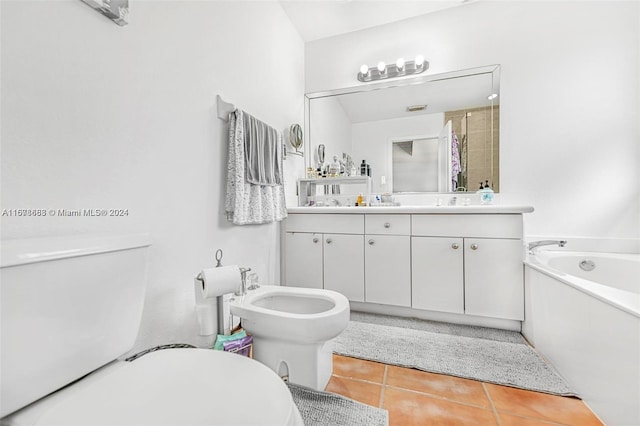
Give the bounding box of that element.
[334,313,577,397]
[350,311,527,344]
[288,383,388,426]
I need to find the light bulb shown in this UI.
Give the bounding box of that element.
[396,58,405,70]
[415,54,425,67]
[377,61,386,73]
[360,64,369,75]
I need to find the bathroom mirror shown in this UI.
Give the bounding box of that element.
[305,65,500,193]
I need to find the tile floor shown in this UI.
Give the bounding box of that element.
[326,354,604,426]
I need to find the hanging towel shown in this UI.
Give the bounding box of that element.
[451,130,461,191]
[243,112,282,186]
[225,109,287,225]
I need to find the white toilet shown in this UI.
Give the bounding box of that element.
[0,235,303,426]
[230,285,350,390]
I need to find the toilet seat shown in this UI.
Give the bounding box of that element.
[4,349,302,426]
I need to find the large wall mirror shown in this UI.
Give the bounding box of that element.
[305,65,500,193]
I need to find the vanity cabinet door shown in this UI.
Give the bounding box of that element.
[411,237,464,314]
[323,234,365,302]
[364,235,411,307]
[284,232,323,289]
[464,238,524,320]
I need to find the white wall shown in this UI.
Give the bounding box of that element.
[352,113,444,193]
[306,1,640,240]
[0,0,304,353]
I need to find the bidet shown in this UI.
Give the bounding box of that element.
[230,285,349,390]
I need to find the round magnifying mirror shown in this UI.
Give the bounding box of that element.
[317,144,325,164]
[289,124,303,150]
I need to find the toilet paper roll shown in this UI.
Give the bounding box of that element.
[194,277,218,336]
[195,304,216,336]
[200,265,241,299]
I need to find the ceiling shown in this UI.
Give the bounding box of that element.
[279,0,470,42]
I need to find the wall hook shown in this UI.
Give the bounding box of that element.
[216,95,235,122]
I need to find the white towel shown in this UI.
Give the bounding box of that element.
[225,110,287,225]
[243,112,282,186]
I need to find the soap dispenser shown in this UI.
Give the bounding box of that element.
[477,180,494,205]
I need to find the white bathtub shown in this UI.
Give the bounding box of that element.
[524,250,640,426]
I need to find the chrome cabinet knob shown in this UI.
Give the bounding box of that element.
[451,243,459,250]
[368,239,375,245]
[312,237,319,243]
[470,243,478,250]
[326,238,333,244]
[384,222,391,228]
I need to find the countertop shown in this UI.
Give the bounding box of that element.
[287,205,535,214]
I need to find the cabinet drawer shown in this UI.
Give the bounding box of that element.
[284,214,364,234]
[365,214,410,235]
[412,214,522,239]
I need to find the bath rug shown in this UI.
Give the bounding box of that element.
[350,311,528,344]
[334,313,577,397]
[288,383,388,426]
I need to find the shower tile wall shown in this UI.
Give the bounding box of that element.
[445,106,500,192]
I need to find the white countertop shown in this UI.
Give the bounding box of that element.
[287,205,534,214]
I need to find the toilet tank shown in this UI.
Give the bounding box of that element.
[0,234,152,418]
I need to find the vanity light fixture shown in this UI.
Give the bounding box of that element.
[358,55,429,82]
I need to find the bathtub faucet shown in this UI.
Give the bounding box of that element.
[528,240,567,253]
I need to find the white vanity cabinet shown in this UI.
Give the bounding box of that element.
[283,207,531,325]
[411,214,524,321]
[323,234,364,302]
[284,232,323,289]
[411,237,464,314]
[364,215,411,307]
[283,214,365,302]
[463,238,523,320]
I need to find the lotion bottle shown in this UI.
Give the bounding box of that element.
[478,181,494,205]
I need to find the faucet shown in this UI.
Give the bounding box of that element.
[235,267,252,296]
[528,240,567,254]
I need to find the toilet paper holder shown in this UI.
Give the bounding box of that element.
[194,249,251,336]
[195,249,225,282]
[195,265,251,295]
